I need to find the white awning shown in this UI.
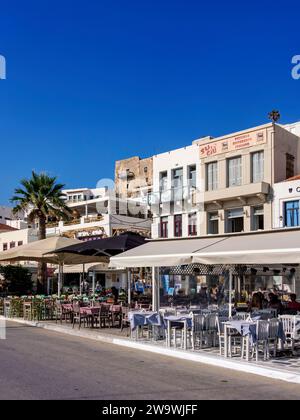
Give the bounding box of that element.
[192,229,300,265]
[110,229,300,268]
[109,236,227,268]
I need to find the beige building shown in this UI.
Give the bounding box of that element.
[115,156,153,203]
[197,122,300,235]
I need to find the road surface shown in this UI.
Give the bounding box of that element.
[0,321,300,400]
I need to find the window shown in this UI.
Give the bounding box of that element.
[188,165,197,188]
[227,156,242,187]
[284,201,300,227]
[251,151,264,183]
[206,162,218,191]
[160,171,168,192]
[144,167,148,173]
[160,216,168,238]
[18,241,23,247]
[10,241,16,249]
[208,212,219,234]
[174,214,182,237]
[252,206,264,230]
[172,168,183,202]
[286,154,295,179]
[3,243,7,251]
[188,213,197,236]
[226,208,244,233]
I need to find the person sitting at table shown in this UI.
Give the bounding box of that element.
[248,292,263,312]
[287,294,300,312]
[198,284,209,308]
[268,293,284,314]
[111,286,119,304]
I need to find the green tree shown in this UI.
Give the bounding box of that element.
[10,171,71,291]
[0,265,33,295]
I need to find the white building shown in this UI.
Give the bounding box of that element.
[284,121,300,137]
[151,143,201,239]
[46,187,151,239]
[273,175,300,229]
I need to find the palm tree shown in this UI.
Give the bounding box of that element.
[11,171,72,290]
[268,110,281,123]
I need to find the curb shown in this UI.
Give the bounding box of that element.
[3,316,300,385]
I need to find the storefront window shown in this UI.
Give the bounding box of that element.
[284,200,300,227]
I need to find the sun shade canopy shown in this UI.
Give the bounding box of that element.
[53,232,147,260]
[110,229,300,268]
[0,236,105,265]
[109,236,226,267]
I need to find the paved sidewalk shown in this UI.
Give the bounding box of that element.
[2,316,300,385]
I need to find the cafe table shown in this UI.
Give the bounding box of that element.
[128,311,163,340]
[164,315,193,350]
[223,320,257,360]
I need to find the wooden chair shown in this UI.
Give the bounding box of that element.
[72,303,88,329]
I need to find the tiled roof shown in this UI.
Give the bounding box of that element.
[0,223,18,232]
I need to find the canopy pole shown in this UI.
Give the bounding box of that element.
[229,267,233,319]
[127,269,131,307]
[80,264,84,295]
[58,263,62,298]
[152,267,160,312]
[293,273,296,294]
[92,271,96,296]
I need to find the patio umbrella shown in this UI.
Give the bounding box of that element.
[53,232,147,298]
[0,236,106,296]
[53,232,147,260]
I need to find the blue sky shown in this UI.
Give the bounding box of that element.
[0,0,300,204]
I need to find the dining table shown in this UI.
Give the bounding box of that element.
[128,311,163,340]
[164,315,193,350]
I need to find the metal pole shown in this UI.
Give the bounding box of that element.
[58,263,62,298]
[156,267,160,311]
[152,267,157,312]
[229,267,233,319]
[293,273,296,294]
[127,269,131,307]
[92,271,96,295]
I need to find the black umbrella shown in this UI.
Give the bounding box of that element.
[53,232,147,258]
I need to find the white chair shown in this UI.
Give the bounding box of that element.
[189,314,206,350]
[252,320,269,362]
[267,318,279,358]
[217,316,229,356]
[205,313,218,347]
[279,315,297,352]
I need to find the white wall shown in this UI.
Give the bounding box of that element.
[284,121,300,137]
[273,180,300,228]
[0,228,38,252]
[152,144,201,239]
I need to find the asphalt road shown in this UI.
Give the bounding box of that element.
[0,321,300,400]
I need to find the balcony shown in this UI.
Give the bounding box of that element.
[203,182,270,205]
